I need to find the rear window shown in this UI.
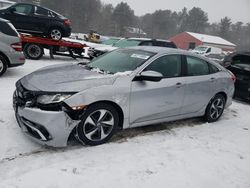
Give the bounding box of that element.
[154,41,177,48]
[0,21,19,37]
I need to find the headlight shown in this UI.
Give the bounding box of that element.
[37,94,72,105]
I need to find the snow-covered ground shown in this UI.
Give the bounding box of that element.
[0,55,250,188]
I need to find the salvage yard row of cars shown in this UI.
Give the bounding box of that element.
[0,2,249,147]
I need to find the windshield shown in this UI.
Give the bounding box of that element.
[113,39,142,48]
[194,46,208,52]
[102,38,120,45]
[87,49,155,74]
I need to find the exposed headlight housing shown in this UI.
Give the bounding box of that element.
[37,94,72,105]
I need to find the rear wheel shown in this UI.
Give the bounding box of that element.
[76,103,119,146]
[23,43,44,60]
[0,55,7,76]
[204,94,226,122]
[49,28,62,40]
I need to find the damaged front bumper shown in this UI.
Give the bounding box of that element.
[13,83,81,147]
[15,107,80,147]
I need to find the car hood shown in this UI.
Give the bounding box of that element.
[19,63,118,92]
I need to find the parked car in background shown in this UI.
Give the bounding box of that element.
[224,51,250,100]
[205,53,225,66]
[0,18,25,76]
[0,3,71,40]
[13,46,234,147]
[101,37,122,46]
[88,38,177,59]
[192,45,222,55]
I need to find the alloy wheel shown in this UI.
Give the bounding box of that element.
[83,109,115,142]
[50,29,62,40]
[0,60,3,73]
[209,98,224,120]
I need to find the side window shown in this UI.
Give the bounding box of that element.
[35,6,49,16]
[145,55,182,78]
[13,4,32,15]
[140,41,153,46]
[210,64,220,74]
[186,56,209,76]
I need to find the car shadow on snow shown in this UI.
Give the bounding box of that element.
[68,117,205,147]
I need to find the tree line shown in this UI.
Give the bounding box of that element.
[13,0,250,50]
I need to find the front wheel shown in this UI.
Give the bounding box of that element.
[204,94,226,122]
[76,103,119,146]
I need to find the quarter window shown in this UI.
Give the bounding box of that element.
[145,55,182,78]
[35,6,49,16]
[186,56,209,76]
[210,64,220,74]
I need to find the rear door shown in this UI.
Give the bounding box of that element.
[31,6,52,33]
[130,54,186,125]
[180,56,213,114]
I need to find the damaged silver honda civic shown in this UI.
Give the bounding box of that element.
[13,46,235,147]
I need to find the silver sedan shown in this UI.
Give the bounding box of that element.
[13,46,235,147]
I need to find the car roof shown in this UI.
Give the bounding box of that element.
[128,46,186,54]
[127,46,221,64]
[128,37,172,42]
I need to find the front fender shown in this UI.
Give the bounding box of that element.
[64,77,131,128]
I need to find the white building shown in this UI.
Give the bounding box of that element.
[0,0,15,8]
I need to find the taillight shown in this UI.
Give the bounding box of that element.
[64,19,71,26]
[11,42,22,52]
[228,70,236,82]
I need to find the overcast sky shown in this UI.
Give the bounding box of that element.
[102,0,250,23]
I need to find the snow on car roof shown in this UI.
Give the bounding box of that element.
[187,32,236,47]
[128,37,172,42]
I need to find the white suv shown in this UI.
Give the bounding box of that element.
[0,18,25,76]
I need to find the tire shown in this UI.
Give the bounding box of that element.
[76,103,119,146]
[204,94,226,123]
[0,55,7,77]
[49,28,63,40]
[24,43,44,60]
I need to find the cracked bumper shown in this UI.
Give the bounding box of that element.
[15,107,80,147]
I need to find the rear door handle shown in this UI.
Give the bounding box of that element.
[210,77,216,82]
[176,82,185,88]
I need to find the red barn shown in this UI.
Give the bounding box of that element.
[169,32,236,52]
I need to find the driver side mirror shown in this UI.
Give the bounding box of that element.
[135,71,163,82]
[9,7,16,13]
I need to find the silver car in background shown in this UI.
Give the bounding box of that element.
[13,46,235,147]
[0,18,25,76]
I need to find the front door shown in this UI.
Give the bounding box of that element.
[130,54,186,125]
